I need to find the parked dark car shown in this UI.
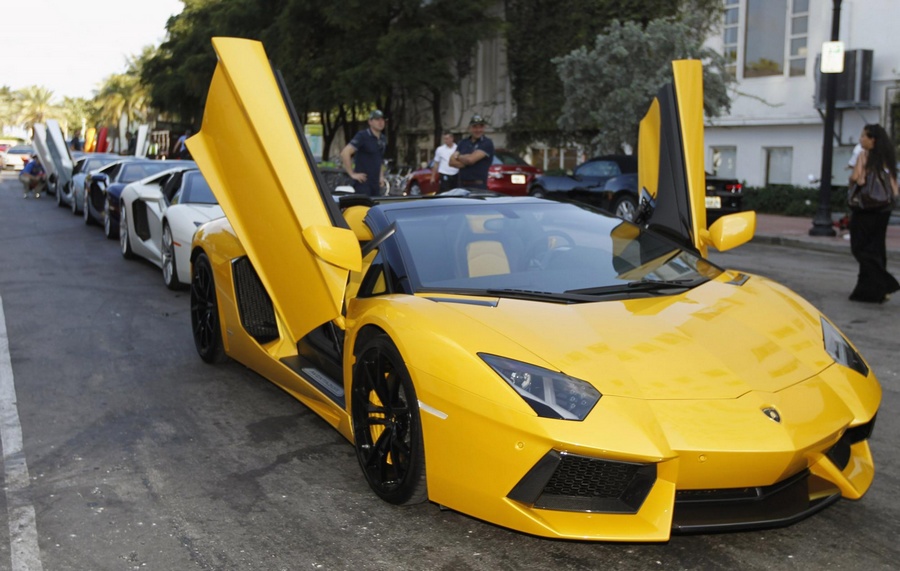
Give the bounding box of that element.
[405,149,542,196]
[531,155,743,223]
[704,173,744,222]
[529,155,639,219]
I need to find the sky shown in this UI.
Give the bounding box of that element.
[1,0,184,100]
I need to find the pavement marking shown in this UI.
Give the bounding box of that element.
[0,296,43,571]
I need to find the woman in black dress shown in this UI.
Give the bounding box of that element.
[848,123,900,303]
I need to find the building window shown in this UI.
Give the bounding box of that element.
[789,0,808,76]
[710,146,737,179]
[723,0,739,76]
[744,0,786,77]
[765,147,793,185]
[743,0,807,78]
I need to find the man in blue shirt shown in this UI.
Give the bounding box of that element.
[450,114,494,190]
[340,110,387,196]
[19,155,46,199]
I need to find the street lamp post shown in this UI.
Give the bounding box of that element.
[810,0,843,237]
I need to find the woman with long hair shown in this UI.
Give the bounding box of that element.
[848,123,900,302]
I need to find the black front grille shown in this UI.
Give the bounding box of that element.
[508,451,656,513]
[232,257,279,344]
[826,415,876,471]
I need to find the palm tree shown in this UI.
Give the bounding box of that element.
[14,86,59,136]
[93,72,151,141]
[0,86,16,132]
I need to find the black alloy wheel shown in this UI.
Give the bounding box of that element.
[191,252,227,363]
[104,200,115,239]
[529,185,546,198]
[83,189,93,225]
[351,334,427,505]
[120,208,135,260]
[162,223,181,290]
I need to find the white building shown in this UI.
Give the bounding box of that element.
[704,0,900,187]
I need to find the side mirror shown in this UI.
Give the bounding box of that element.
[706,211,756,252]
[302,225,362,272]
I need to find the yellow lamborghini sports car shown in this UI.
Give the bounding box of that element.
[186,38,880,542]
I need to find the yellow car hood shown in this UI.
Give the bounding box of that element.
[435,274,836,400]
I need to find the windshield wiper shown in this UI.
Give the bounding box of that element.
[484,288,587,303]
[565,277,707,296]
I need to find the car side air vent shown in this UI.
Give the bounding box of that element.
[232,257,279,343]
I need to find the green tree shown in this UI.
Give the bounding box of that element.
[94,71,152,138]
[14,86,60,136]
[554,13,733,154]
[0,86,16,131]
[504,0,722,150]
[377,0,501,150]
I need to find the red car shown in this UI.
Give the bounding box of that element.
[404,149,542,196]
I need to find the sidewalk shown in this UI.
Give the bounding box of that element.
[752,212,900,263]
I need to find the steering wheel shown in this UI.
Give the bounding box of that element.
[526,230,575,269]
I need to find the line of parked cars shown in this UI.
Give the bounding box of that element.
[26,121,223,290]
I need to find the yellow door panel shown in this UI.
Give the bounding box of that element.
[188,37,361,342]
[638,60,709,255]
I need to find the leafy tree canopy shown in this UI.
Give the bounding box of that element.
[504,0,723,150]
[554,12,733,154]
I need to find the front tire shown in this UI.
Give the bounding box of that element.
[162,223,181,290]
[612,194,638,222]
[191,252,227,363]
[120,207,135,259]
[103,200,115,239]
[83,190,93,225]
[529,185,546,198]
[351,334,427,505]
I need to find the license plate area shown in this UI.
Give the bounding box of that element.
[511,174,526,184]
[705,196,722,209]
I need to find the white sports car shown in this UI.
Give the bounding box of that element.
[119,167,223,289]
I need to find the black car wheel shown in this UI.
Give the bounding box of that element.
[613,194,638,222]
[191,252,227,364]
[104,200,115,239]
[409,182,421,196]
[529,185,546,198]
[351,334,427,505]
[162,223,181,290]
[120,208,134,260]
[83,190,93,225]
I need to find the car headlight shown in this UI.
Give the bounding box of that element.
[480,354,601,420]
[821,317,868,377]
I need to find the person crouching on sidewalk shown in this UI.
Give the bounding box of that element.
[19,154,47,198]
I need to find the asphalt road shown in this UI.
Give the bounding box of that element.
[0,170,897,571]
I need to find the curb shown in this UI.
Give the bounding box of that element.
[752,234,900,264]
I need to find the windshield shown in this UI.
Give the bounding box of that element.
[80,157,118,174]
[493,151,526,166]
[120,162,175,183]
[181,171,217,204]
[383,201,721,300]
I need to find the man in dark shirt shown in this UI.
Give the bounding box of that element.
[340,109,387,196]
[450,114,494,190]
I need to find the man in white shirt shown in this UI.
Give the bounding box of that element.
[430,132,459,193]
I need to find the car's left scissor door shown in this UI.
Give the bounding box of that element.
[188,37,361,343]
